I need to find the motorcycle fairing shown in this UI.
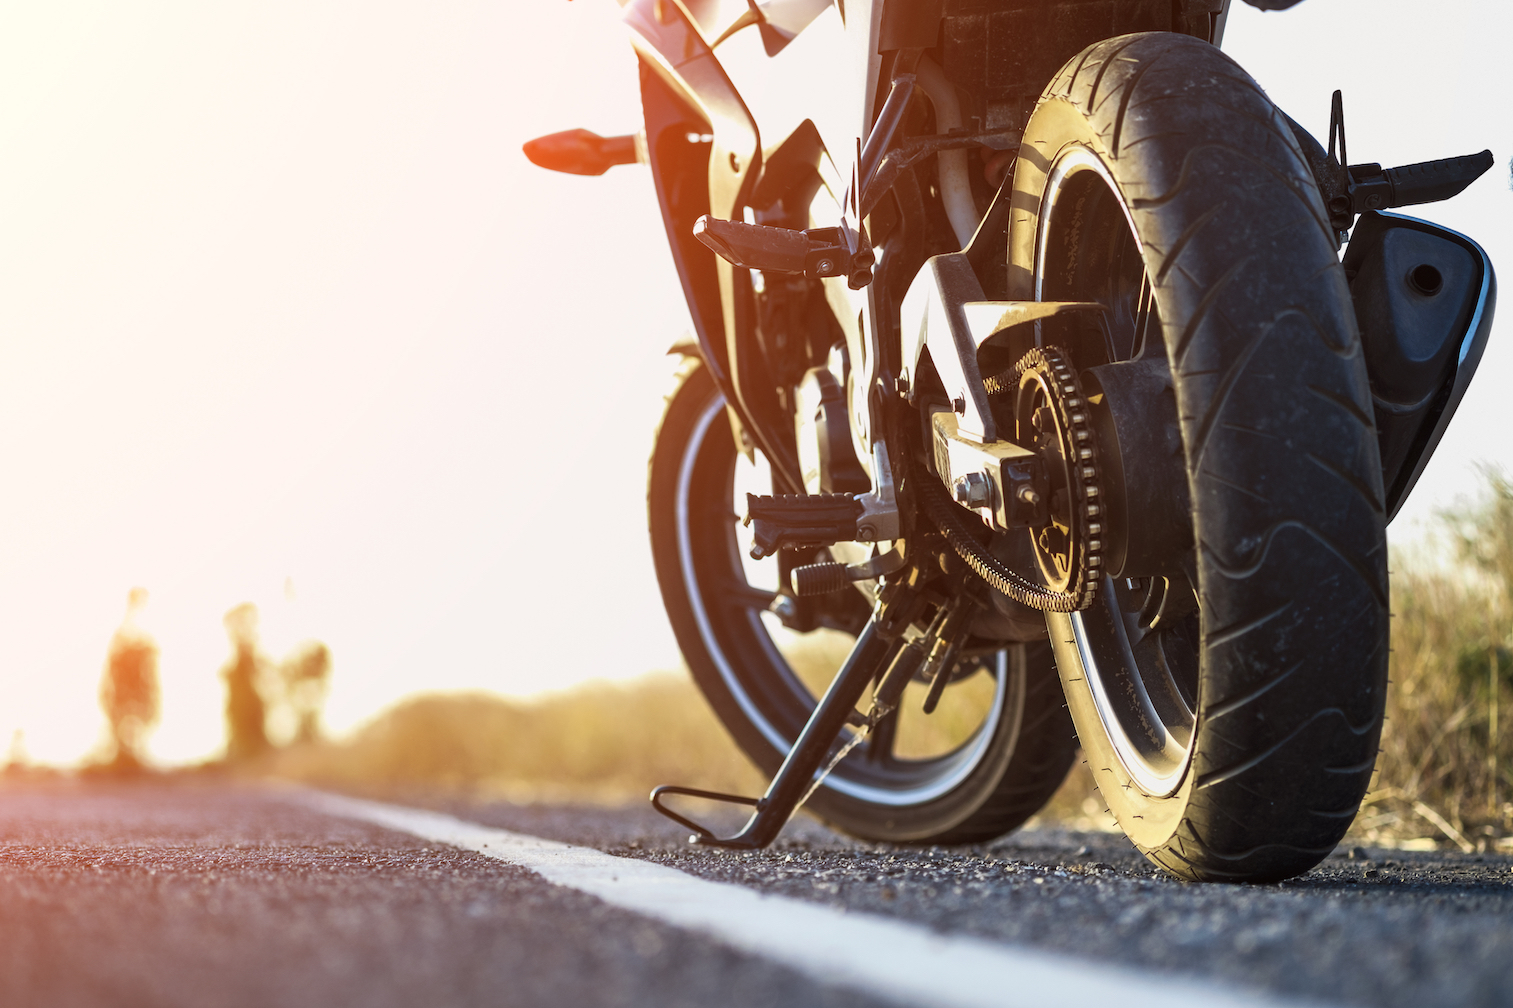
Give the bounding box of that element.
[626,0,803,490]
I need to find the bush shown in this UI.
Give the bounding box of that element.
[1364,471,1513,850]
[273,673,764,803]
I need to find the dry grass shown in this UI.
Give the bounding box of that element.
[1360,471,1513,851]
[272,673,764,804]
[276,475,1513,849]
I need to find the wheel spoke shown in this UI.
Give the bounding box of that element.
[1132,267,1157,358]
[721,581,777,610]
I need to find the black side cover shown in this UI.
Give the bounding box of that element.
[1344,211,1496,519]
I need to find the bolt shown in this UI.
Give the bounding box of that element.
[894,375,910,396]
[952,472,991,508]
[857,523,877,540]
[770,596,798,620]
[952,397,967,414]
[815,258,835,274]
[1365,193,1383,209]
[1017,485,1041,506]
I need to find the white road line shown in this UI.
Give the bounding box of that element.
[303,791,1336,1008]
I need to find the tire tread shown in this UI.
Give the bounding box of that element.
[1029,32,1388,881]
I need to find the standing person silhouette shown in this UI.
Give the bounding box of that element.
[220,603,270,761]
[100,587,160,771]
[280,641,332,744]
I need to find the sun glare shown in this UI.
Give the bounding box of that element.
[0,1,685,768]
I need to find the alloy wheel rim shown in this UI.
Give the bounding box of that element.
[1034,144,1199,797]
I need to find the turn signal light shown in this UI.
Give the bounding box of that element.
[522,129,642,176]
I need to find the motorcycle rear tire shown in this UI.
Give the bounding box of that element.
[1008,32,1389,882]
[649,357,1078,844]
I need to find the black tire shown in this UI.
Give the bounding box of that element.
[649,357,1077,843]
[1006,33,1389,881]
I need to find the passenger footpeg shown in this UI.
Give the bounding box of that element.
[1289,91,1494,235]
[745,493,861,559]
[693,217,875,289]
[1340,152,1494,218]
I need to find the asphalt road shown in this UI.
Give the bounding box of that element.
[0,779,1509,1008]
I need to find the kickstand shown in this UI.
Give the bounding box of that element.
[651,610,902,849]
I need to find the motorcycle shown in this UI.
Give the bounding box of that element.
[526,0,1495,882]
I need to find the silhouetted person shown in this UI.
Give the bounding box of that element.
[100,587,160,771]
[280,640,331,743]
[221,602,270,761]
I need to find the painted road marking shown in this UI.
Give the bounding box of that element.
[304,791,1335,1008]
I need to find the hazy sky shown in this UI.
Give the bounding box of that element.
[0,0,1505,766]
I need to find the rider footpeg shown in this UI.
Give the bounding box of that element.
[745,493,861,559]
[693,217,875,288]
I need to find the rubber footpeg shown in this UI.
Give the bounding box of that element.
[745,493,861,559]
[790,562,851,596]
